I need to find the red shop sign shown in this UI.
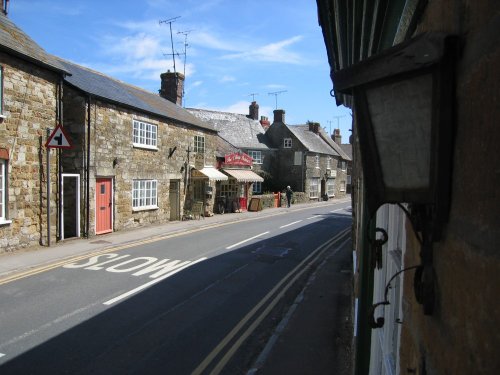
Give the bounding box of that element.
[224,152,253,166]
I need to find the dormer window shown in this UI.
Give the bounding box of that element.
[284,138,292,148]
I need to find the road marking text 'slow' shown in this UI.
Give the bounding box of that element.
[63,253,192,279]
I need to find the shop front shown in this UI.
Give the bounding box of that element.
[190,166,228,216]
[220,152,264,212]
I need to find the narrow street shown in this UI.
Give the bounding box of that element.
[0,201,352,374]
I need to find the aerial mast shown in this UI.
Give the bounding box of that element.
[159,16,181,75]
[268,90,287,109]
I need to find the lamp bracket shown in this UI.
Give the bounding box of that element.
[369,265,420,329]
[369,227,388,270]
[399,203,436,315]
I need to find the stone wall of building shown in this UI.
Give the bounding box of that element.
[0,52,60,253]
[397,2,500,374]
[62,87,218,236]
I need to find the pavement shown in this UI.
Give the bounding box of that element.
[0,198,354,374]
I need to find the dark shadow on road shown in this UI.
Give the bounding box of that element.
[0,214,352,375]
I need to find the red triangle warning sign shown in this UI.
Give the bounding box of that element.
[45,124,73,149]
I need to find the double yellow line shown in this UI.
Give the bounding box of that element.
[192,227,351,375]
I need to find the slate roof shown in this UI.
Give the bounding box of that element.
[317,127,352,161]
[288,125,340,156]
[0,14,69,74]
[58,59,215,132]
[187,108,272,150]
[340,143,352,160]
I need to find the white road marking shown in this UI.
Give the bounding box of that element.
[226,232,270,250]
[306,215,321,220]
[280,220,302,228]
[330,208,344,213]
[103,257,207,306]
[0,353,5,358]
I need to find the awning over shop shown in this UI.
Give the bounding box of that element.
[192,167,228,181]
[223,169,264,182]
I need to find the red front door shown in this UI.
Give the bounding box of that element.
[96,178,112,234]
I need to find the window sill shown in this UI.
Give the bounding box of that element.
[132,206,159,212]
[133,143,158,151]
[0,219,12,226]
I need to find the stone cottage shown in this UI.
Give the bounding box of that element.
[59,62,219,238]
[187,101,269,211]
[317,127,352,196]
[266,109,347,200]
[0,12,69,253]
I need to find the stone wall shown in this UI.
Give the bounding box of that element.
[62,87,218,236]
[397,2,500,374]
[0,52,60,253]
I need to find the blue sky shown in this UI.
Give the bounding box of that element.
[10,0,352,141]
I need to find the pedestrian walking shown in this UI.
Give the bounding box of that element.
[285,186,293,208]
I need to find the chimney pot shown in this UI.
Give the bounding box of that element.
[249,101,259,120]
[273,109,285,124]
[332,128,342,144]
[260,115,271,130]
[159,71,184,106]
[308,121,320,133]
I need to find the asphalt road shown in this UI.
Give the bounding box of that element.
[0,201,352,374]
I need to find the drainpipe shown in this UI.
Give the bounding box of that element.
[57,78,63,241]
[46,128,50,247]
[86,95,91,238]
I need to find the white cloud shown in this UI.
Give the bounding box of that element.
[190,80,203,88]
[221,36,305,64]
[220,75,236,83]
[265,83,287,89]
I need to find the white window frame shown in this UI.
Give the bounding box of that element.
[133,120,158,150]
[248,150,262,164]
[294,151,302,166]
[309,177,319,199]
[132,179,158,210]
[341,160,347,171]
[194,135,205,154]
[327,178,335,196]
[340,180,346,192]
[252,181,262,194]
[315,154,320,169]
[0,159,10,224]
[283,138,292,148]
[326,156,331,170]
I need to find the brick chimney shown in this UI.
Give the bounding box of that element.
[273,109,285,124]
[332,128,342,144]
[260,116,270,130]
[249,101,259,120]
[308,121,320,133]
[159,70,184,106]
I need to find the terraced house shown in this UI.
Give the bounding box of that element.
[0,12,69,252]
[266,109,350,200]
[60,66,218,237]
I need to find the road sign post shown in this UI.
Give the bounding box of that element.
[45,124,72,246]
